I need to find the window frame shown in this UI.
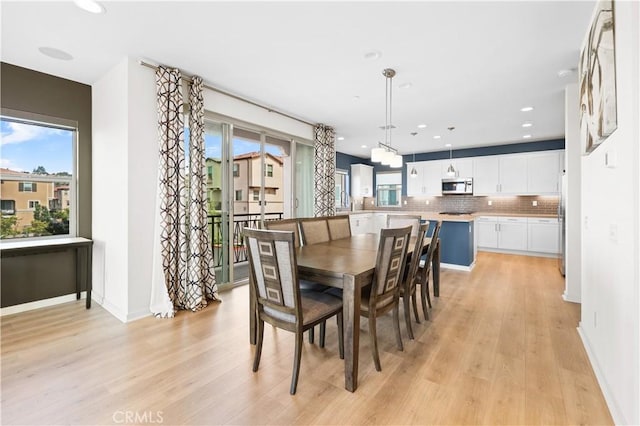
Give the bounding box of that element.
[235,190,242,201]
[0,109,78,241]
[265,164,273,177]
[233,163,239,177]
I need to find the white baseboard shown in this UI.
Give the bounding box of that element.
[440,262,475,272]
[1,292,87,316]
[478,248,560,258]
[562,291,581,304]
[577,325,627,425]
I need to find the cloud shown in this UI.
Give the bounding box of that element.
[0,122,61,146]
[0,158,25,171]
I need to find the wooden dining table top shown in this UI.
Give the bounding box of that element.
[295,233,430,285]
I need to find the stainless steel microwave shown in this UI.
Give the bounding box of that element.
[442,178,473,195]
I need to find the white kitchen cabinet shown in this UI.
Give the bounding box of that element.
[350,164,373,197]
[527,218,560,253]
[473,156,500,195]
[406,161,442,196]
[498,217,528,250]
[441,158,473,179]
[349,213,372,235]
[527,151,561,194]
[477,216,498,248]
[498,155,528,194]
[477,216,527,251]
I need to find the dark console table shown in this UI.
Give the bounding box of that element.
[0,237,93,309]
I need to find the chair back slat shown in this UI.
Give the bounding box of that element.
[370,226,412,310]
[299,218,330,245]
[405,223,429,293]
[327,216,351,240]
[418,221,442,283]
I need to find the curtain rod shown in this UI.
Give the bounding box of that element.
[139,60,315,127]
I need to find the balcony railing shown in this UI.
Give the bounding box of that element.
[208,212,284,266]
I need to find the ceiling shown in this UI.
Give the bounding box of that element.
[1,1,594,158]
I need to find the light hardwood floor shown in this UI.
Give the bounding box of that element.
[1,252,613,425]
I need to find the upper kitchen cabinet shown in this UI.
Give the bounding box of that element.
[473,156,501,195]
[441,158,473,179]
[473,151,562,196]
[350,164,373,197]
[526,151,562,194]
[406,161,442,196]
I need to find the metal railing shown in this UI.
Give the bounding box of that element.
[208,212,284,266]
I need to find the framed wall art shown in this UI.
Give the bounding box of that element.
[579,0,617,153]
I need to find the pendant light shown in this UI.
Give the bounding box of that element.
[410,152,418,178]
[371,68,402,168]
[446,143,456,177]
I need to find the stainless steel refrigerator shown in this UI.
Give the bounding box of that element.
[558,171,566,276]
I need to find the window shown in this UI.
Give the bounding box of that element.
[18,182,37,192]
[253,190,260,201]
[233,163,239,177]
[207,165,213,181]
[0,115,76,239]
[235,190,242,201]
[1,200,15,215]
[376,172,402,207]
[265,164,273,177]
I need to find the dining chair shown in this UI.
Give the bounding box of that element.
[326,215,352,240]
[264,218,302,247]
[245,228,344,395]
[299,217,330,245]
[265,218,327,344]
[417,221,442,320]
[362,225,412,371]
[387,214,422,237]
[399,222,429,340]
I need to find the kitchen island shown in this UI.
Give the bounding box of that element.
[345,211,475,271]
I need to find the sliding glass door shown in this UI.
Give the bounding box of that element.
[203,118,310,286]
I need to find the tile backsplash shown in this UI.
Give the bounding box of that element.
[361,195,559,216]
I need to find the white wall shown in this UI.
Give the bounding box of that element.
[126,58,158,320]
[564,83,581,303]
[579,2,640,424]
[92,59,130,322]
[92,58,314,322]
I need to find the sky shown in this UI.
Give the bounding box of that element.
[0,119,73,173]
[0,120,285,174]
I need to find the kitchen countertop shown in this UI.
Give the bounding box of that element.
[344,210,557,221]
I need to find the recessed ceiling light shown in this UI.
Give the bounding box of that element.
[520,106,534,112]
[352,96,360,101]
[523,134,532,139]
[417,124,427,129]
[399,83,412,89]
[445,143,452,147]
[364,50,381,60]
[38,46,73,61]
[433,135,441,139]
[337,136,345,141]
[361,145,367,148]
[557,69,574,78]
[522,122,533,128]
[74,0,105,14]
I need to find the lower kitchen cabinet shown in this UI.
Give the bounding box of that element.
[527,218,560,253]
[477,216,557,255]
[349,213,372,235]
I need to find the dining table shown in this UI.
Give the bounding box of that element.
[249,232,440,392]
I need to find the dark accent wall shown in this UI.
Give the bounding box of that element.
[1,62,92,308]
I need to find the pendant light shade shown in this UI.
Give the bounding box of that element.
[410,153,418,177]
[381,149,395,165]
[371,147,385,163]
[390,154,403,168]
[446,145,456,177]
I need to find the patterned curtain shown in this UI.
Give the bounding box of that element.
[186,76,219,307]
[150,67,219,318]
[313,124,336,217]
